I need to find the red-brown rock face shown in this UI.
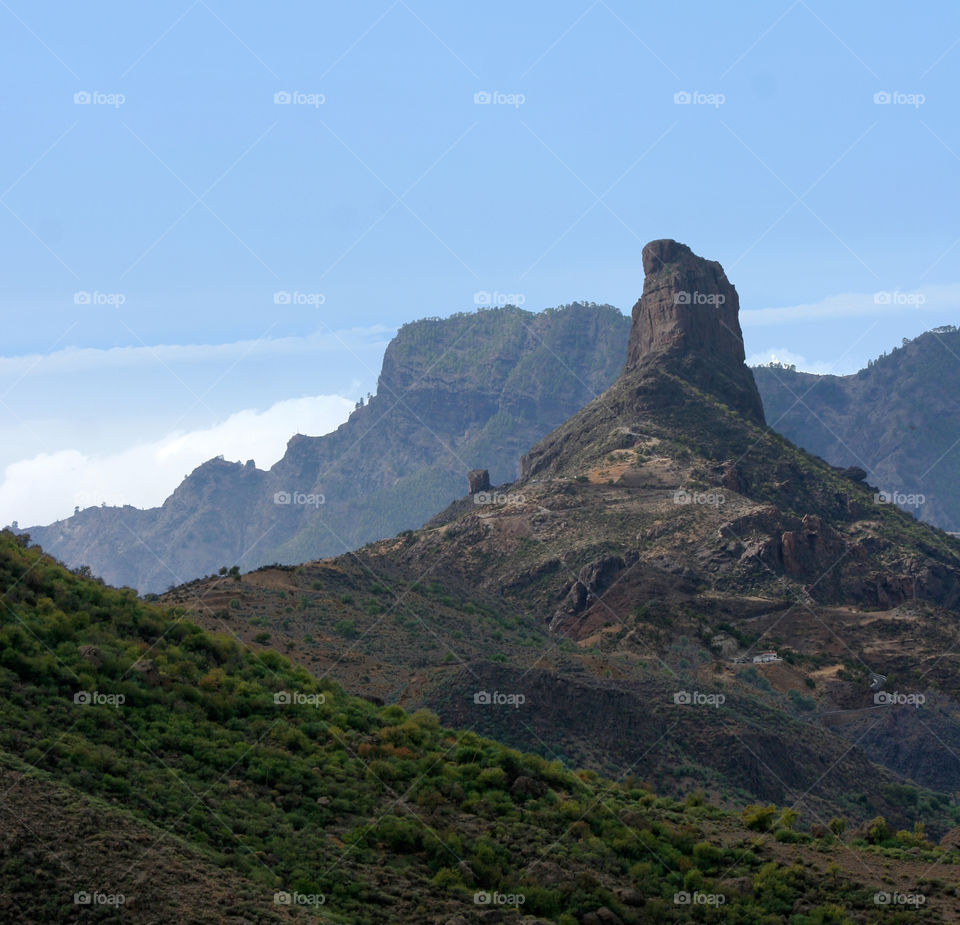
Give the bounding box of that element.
[625,239,765,424]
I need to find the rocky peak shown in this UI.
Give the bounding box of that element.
[467,469,490,494]
[625,239,765,424]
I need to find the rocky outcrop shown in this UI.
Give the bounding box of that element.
[582,908,623,925]
[780,514,845,578]
[467,469,490,494]
[130,658,160,686]
[625,239,765,424]
[941,826,960,849]
[551,552,633,631]
[521,240,767,481]
[510,776,547,799]
[837,465,868,483]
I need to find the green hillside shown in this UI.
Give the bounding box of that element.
[3,528,957,922]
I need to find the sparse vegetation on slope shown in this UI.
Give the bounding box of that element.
[5,530,960,922]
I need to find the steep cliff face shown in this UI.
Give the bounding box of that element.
[24,304,630,592]
[625,238,765,424]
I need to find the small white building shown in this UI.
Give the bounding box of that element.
[752,651,781,664]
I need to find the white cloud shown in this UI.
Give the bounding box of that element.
[0,393,354,527]
[746,348,839,375]
[0,324,395,378]
[741,283,960,326]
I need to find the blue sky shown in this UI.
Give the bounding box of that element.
[2,0,959,525]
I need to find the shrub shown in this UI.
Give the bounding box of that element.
[334,619,357,638]
[742,804,778,832]
[788,688,816,711]
[477,767,507,790]
[867,816,891,844]
[828,817,846,836]
[430,867,463,890]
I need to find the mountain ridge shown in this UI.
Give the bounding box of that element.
[22,303,630,593]
[752,325,960,531]
[19,294,960,594]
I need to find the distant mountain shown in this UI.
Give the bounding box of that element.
[23,303,960,600]
[22,304,630,593]
[753,325,960,531]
